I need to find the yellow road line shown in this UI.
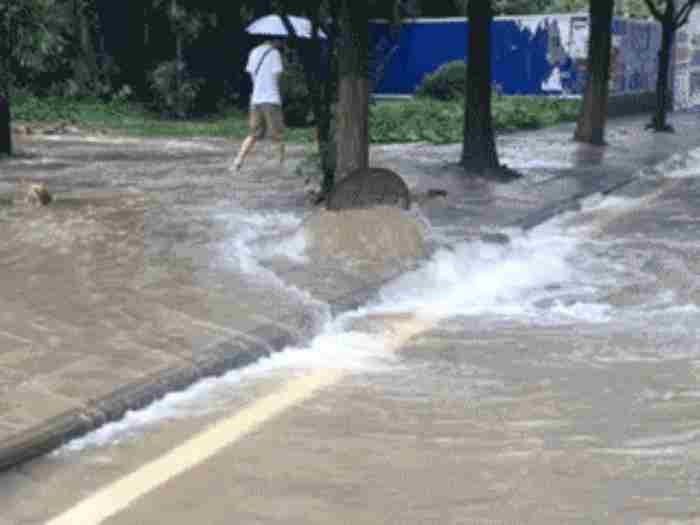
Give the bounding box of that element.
[46,369,342,525]
[46,314,432,525]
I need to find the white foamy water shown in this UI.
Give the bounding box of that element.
[57,184,698,453]
[57,313,403,453]
[58,206,597,453]
[215,209,307,272]
[644,146,700,179]
[44,135,141,144]
[499,157,574,171]
[579,192,637,211]
[214,208,316,310]
[44,134,222,152]
[368,219,596,323]
[162,139,220,153]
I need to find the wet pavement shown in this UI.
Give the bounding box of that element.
[1,112,700,523]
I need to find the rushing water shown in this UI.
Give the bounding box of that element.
[4,135,700,523]
[59,149,700,451]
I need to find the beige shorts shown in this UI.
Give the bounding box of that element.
[250,103,285,140]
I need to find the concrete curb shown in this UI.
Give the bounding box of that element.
[0,270,405,472]
[0,324,288,472]
[515,173,639,231]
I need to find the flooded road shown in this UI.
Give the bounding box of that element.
[2,132,700,524]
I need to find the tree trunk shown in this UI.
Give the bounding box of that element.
[335,0,370,179]
[574,0,614,145]
[124,0,147,96]
[73,0,99,91]
[461,0,500,171]
[175,34,184,117]
[312,5,340,196]
[336,78,369,176]
[171,0,185,118]
[0,95,11,156]
[281,7,337,196]
[317,27,339,195]
[1,16,12,155]
[650,5,675,131]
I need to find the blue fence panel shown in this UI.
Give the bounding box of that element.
[492,19,552,95]
[370,16,661,97]
[370,17,583,97]
[369,20,468,95]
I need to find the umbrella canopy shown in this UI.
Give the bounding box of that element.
[246,15,327,39]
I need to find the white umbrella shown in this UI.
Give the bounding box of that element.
[245,15,327,39]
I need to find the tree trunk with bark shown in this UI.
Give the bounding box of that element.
[335,0,370,179]
[171,0,185,118]
[123,0,147,96]
[314,1,341,196]
[644,0,698,132]
[1,7,12,155]
[72,0,99,93]
[0,94,11,156]
[574,0,614,145]
[651,6,675,131]
[461,0,500,172]
[281,6,338,197]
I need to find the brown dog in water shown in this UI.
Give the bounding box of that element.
[25,182,53,206]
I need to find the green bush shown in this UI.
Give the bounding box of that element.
[370,99,463,144]
[370,96,581,144]
[280,57,312,127]
[492,95,580,131]
[10,93,580,145]
[415,61,467,101]
[12,93,133,123]
[148,60,203,117]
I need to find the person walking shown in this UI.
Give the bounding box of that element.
[232,38,286,173]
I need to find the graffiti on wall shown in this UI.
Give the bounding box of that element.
[492,15,660,96]
[674,9,700,109]
[614,20,659,94]
[535,16,659,95]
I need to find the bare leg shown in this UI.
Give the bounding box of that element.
[275,139,285,166]
[233,134,257,172]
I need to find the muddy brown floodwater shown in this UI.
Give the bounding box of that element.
[2,127,700,524]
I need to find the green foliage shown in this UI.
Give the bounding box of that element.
[621,0,656,18]
[370,98,463,143]
[543,0,589,13]
[156,0,204,40]
[415,60,467,101]
[491,94,580,130]
[148,61,203,117]
[11,94,580,144]
[0,0,68,93]
[11,93,133,123]
[413,0,658,17]
[10,95,316,141]
[369,96,581,144]
[494,0,552,15]
[280,55,313,127]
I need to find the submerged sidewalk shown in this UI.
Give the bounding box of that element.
[1,112,699,471]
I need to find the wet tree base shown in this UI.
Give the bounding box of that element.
[310,191,327,206]
[461,163,523,182]
[645,122,675,133]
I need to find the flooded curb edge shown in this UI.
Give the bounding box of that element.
[514,173,639,231]
[0,269,403,472]
[0,165,673,472]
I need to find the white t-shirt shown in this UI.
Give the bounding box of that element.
[246,44,283,106]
